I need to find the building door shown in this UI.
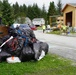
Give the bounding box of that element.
[66,12,72,27]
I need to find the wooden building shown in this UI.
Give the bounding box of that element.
[62,3,76,27]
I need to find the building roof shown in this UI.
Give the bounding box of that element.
[62,3,76,12]
[32,18,44,21]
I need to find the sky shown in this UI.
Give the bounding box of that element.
[9,0,75,10]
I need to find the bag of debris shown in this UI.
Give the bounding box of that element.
[7,37,24,56]
[14,37,24,56]
[6,56,21,63]
[33,41,49,61]
[2,37,24,57]
[33,43,41,60]
[0,51,11,62]
[37,50,45,61]
[39,41,49,55]
[19,27,36,43]
[8,28,17,37]
[2,35,10,42]
[0,38,3,46]
[20,45,34,62]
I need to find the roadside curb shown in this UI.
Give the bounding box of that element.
[60,33,76,37]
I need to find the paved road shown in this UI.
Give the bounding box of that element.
[34,30,76,61]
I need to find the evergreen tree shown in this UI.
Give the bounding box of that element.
[23,4,27,16]
[2,0,14,26]
[0,1,2,24]
[13,3,27,23]
[47,1,57,25]
[48,2,56,17]
[33,3,41,18]
[0,1,2,17]
[41,4,47,24]
[27,5,33,20]
[13,2,20,19]
[27,3,42,20]
[19,5,26,17]
[57,0,62,15]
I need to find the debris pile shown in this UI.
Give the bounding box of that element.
[0,24,49,63]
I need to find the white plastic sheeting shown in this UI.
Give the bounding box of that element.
[7,56,21,63]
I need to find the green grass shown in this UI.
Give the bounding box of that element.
[47,30,76,35]
[47,30,61,35]
[0,54,76,75]
[37,27,42,30]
